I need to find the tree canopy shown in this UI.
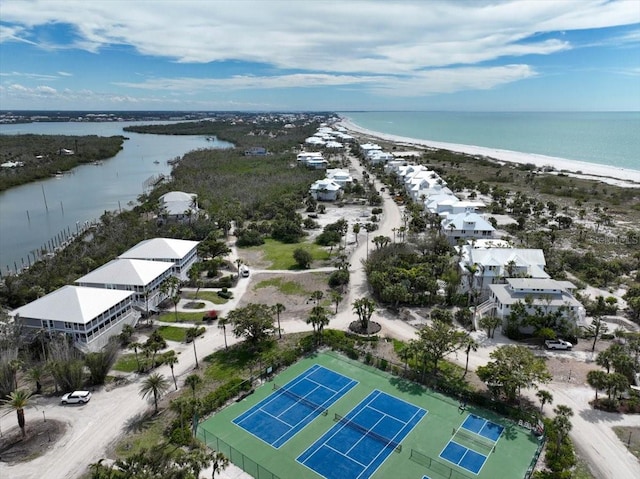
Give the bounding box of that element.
[477,345,551,402]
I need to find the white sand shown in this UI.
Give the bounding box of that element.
[339,119,640,188]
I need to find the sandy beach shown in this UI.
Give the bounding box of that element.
[339,119,640,188]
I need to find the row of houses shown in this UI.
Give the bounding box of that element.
[361,142,586,329]
[10,238,199,352]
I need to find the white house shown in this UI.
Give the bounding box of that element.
[11,285,136,352]
[119,237,200,281]
[326,168,354,187]
[441,212,495,244]
[159,191,198,222]
[309,178,342,201]
[75,258,174,311]
[486,278,586,328]
[459,245,549,299]
[367,150,395,165]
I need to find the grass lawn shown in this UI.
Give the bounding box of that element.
[157,325,187,342]
[244,238,331,270]
[184,290,229,304]
[113,353,139,373]
[158,311,207,323]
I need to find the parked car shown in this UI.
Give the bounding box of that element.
[240,266,250,278]
[544,339,573,350]
[61,390,92,404]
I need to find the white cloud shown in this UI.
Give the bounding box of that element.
[0,0,636,74]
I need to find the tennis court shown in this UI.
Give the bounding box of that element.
[438,414,504,475]
[198,352,542,479]
[297,390,427,479]
[232,364,357,448]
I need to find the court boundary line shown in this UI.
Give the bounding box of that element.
[297,389,428,479]
[233,364,358,449]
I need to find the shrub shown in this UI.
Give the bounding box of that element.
[328,269,350,288]
[217,289,233,299]
[236,229,264,247]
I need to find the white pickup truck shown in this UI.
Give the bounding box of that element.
[545,339,573,350]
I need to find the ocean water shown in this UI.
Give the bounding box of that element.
[341,111,640,171]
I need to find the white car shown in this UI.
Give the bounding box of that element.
[545,339,573,350]
[61,390,92,404]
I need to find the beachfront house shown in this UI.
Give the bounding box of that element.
[326,168,354,187]
[441,211,495,244]
[11,285,137,352]
[118,237,200,281]
[297,152,328,169]
[309,178,342,201]
[458,245,549,300]
[158,191,198,223]
[484,278,586,332]
[75,258,174,313]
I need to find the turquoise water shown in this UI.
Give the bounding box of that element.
[341,111,640,171]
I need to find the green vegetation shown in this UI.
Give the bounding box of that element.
[245,238,330,270]
[612,426,640,460]
[254,277,312,296]
[183,291,228,304]
[157,326,187,343]
[0,134,125,191]
[158,311,207,323]
[112,354,139,373]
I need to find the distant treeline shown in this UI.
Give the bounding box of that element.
[0,134,125,191]
[124,117,324,153]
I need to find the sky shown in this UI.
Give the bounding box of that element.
[0,0,639,112]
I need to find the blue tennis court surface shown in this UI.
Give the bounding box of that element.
[298,390,427,479]
[440,441,487,475]
[461,414,504,441]
[233,364,357,448]
[439,414,503,475]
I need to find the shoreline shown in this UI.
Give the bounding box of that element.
[338,119,640,189]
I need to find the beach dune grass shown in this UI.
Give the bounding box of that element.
[245,238,330,270]
[254,277,310,296]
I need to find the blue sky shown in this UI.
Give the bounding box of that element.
[1,0,639,111]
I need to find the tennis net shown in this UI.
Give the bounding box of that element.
[455,428,495,455]
[272,384,328,416]
[334,413,402,452]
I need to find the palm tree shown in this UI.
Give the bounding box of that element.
[273,303,286,339]
[129,341,142,372]
[27,365,45,394]
[211,451,230,479]
[352,297,376,333]
[307,306,330,345]
[1,389,33,437]
[164,350,179,390]
[184,374,203,400]
[218,318,229,350]
[536,389,553,413]
[234,258,244,274]
[330,291,343,314]
[139,373,170,414]
[462,336,479,378]
[552,405,573,458]
[186,327,204,369]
